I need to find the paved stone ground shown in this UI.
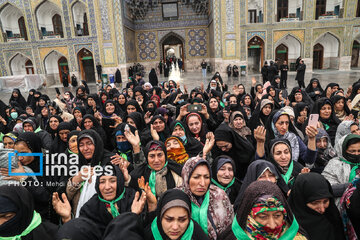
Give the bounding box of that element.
[1,69,360,103]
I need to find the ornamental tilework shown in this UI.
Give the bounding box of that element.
[61,0,71,38]
[247,32,266,42]
[226,0,235,32]
[137,32,158,61]
[304,28,312,58]
[113,0,126,63]
[100,0,111,40]
[158,30,186,43]
[312,28,344,42]
[353,27,360,38]
[273,30,305,43]
[188,29,207,57]
[213,0,221,58]
[0,0,22,9]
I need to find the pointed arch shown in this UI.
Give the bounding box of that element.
[247,36,265,73]
[9,53,33,75]
[0,3,27,41]
[159,32,186,60]
[274,34,302,64]
[314,32,340,69]
[35,0,64,39]
[71,0,89,36]
[77,48,95,82]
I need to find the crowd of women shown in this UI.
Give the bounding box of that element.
[0,70,360,240]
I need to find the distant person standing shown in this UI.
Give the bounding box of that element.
[149,68,158,86]
[96,62,102,80]
[261,61,269,84]
[62,70,69,87]
[178,58,183,72]
[280,60,289,89]
[164,62,169,77]
[296,59,306,88]
[159,61,163,74]
[71,74,78,87]
[267,61,277,83]
[128,66,133,78]
[295,56,301,70]
[201,59,207,78]
[115,68,122,84]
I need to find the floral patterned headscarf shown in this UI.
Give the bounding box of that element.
[246,195,287,240]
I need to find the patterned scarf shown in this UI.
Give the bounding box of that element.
[246,196,287,240]
[166,137,189,164]
[340,177,359,240]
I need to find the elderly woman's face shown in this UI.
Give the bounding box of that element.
[253,210,284,230]
[161,207,189,240]
[217,163,234,186]
[148,149,166,171]
[14,141,34,166]
[275,115,289,136]
[233,116,245,130]
[99,175,117,201]
[166,139,181,150]
[273,143,291,167]
[189,164,210,197]
[3,137,15,149]
[257,169,277,183]
[153,119,165,132]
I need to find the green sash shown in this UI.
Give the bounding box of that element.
[281,160,294,184]
[211,178,235,191]
[231,214,300,240]
[151,217,194,240]
[340,158,360,182]
[191,190,210,235]
[98,188,125,218]
[148,161,168,197]
[1,211,42,240]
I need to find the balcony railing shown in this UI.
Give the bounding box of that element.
[280,17,300,22]
[2,33,26,42]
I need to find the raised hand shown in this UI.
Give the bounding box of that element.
[199,103,209,119]
[144,111,153,125]
[150,124,160,141]
[251,77,257,86]
[52,192,72,223]
[305,125,318,139]
[254,126,266,143]
[119,160,130,182]
[131,191,146,215]
[125,129,140,147]
[138,176,157,212]
[203,132,215,158]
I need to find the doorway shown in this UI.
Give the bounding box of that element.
[78,48,95,82]
[275,44,288,63]
[315,0,326,19]
[313,43,324,69]
[58,56,69,83]
[351,40,360,68]
[18,16,28,40]
[248,36,264,73]
[161,34,185,70]
[52,14,63,37]
[25,59,34,74]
